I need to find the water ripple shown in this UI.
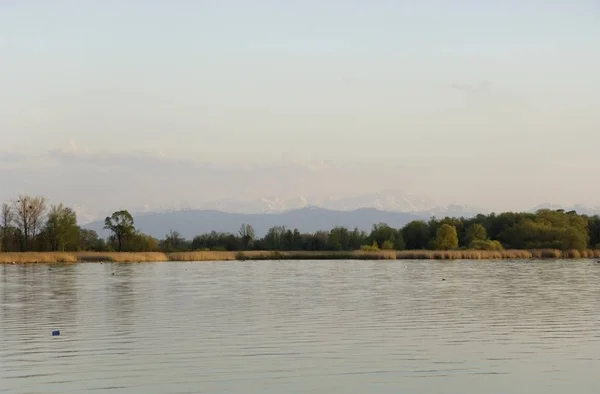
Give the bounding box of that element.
[1,260,600,393]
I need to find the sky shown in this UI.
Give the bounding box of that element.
[1,1,599,217]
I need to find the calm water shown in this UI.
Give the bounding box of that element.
[1,260,600,393]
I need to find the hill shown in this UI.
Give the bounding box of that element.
[83,207,425,239]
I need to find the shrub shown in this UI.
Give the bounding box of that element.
[469,239,504,251]
[382,240,394,250]
[360,241,380,252]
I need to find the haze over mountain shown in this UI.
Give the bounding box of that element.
[2,140,598,232]
[84,201,600,241]
[528,204,600,217]
[0,142,488,223]
[3,3,600,221]
[158,190,484,216]
[82,188,489,238]
[84,207,429,239]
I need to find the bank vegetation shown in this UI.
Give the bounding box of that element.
[2,194,600,262]
[2,249,600,264]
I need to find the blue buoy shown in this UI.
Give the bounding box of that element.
[52,330,60,336]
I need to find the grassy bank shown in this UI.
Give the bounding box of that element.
[2,249,600,264]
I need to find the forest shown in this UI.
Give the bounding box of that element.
[1,194,600,253]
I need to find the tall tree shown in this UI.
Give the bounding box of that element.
[588,215,600,248]
[45,204,79,251]
[1,203,14,252]
[160,229,187,252]
[127,232,159,252]
[12,195,46,251]
[435,224,459,250]
[369,222,404,250]
[104,210,135,252]
[465,224,487,245]
[327,226,349,250]
[264,226,286,250]
[78,229,103,251]
[238,224,255,249]
[402,220,430,250]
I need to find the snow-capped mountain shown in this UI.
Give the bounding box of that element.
[72,189,487,224]
[319,190,438,212]
[195,196,311,213]
[179,190,439,214]
[71,204,101,225]
[181,190,483,216]
[423,203,489,216]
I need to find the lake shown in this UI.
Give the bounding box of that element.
[1,260,599,393]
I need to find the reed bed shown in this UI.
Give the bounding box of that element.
[75,252,169,263]
[168,251,240,261]
[1,249,600,264]
[233,250,397,260]
[0,252,78,264]
[396,249,534,260]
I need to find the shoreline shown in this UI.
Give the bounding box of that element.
[1,249,600,264]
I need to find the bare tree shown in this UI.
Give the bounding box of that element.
[1,203,13,252]
[12,197,30,250]
[238,223,256,249]
[12,195,47,251]
[30,197,47,250]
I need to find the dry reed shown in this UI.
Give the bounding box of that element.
[396,250,534,260]
[2,249,600,264]
[0,252,78,264]
[75,252,169,263]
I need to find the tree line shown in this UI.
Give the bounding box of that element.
[2,194,600,253]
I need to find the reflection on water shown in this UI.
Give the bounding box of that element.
[1,260,600,393]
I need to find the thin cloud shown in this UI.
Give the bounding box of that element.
[1,142,425,220]
[0,151,26,163]
[451,80,493,95]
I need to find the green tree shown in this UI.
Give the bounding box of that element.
[44,204,79,251]
[104,210,135,252]
[78,228,105,251]
[465,223,487,245]
[312,231,329,251]
[348,228,367,250]
[435,224,459,250]
[495,210,589,250]
[369,222,404,250]
[382,240,395,250]
[361,240,380,252]
[402,220,430,249]
[191,231,240,251]
[469,239,504,251]
[160,230,188,252]
[127,232,160,252]
[487,212,522,240]
[562,226,588,250]
[282,229,302,250]
[588,215,600,248]
[264,226,286,250]
[328,226,349,251]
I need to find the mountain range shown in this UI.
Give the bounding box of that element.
[81,189,488,238]
[76,189,483,225]
[80,191,600,240]
[166,190,483,215]
[83,207,429,239]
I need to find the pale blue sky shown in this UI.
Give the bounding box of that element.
[1,1,599,212]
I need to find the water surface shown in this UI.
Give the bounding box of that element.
[1,260,599,393]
